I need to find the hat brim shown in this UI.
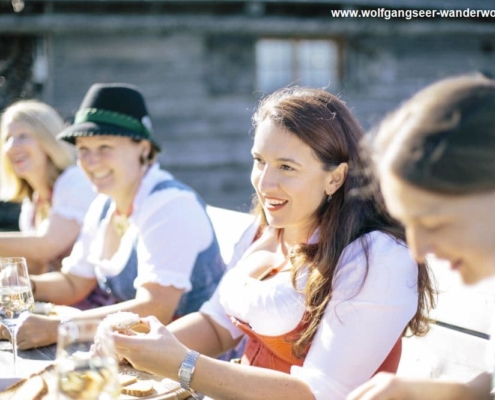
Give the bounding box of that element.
[57,121,161,152]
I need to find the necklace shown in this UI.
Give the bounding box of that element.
[113,206,132,238]
[32,190,53,228]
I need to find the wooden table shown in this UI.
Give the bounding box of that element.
[0,339,55,378]
[1,340,195,399]
[0,304,81,378]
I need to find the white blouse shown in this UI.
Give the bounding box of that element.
[19,165,96,232]
[200,225,419,400]
[62,164,214,293]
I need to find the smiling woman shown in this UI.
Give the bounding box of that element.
[0,100,96,274]
[0,83,225,351]
[101,87,435,400]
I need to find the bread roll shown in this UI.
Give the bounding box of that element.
[102,312,148,333]
[118,373,138,387]
[120,379,155,397]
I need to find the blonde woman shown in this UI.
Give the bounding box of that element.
[0,100,96,274]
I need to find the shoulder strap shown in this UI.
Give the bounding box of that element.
[149,179,206,207]
[99,198,112,222]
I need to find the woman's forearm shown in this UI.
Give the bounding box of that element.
[168,312,239,357]
[32,272,95,304]
[70,296,179,325]
[0,235,57,266]
[167,315,313,399]
[347,373,492,400]
[407,378,491,400]
[0,215,80,269]
[402,373,491,400]
[177,356,314,400]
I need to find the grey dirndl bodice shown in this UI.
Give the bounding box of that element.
[95,179,225,317]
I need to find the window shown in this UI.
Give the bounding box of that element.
[256,39,340,93]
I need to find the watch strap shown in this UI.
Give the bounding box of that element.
[178,350,200,391]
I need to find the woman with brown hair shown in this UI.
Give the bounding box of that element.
[104,87,434,400]
[348,74,495,400]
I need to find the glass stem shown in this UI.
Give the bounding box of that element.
[7,324,20,376]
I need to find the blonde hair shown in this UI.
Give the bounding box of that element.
[0,100,75,202]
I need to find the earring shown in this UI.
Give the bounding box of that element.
[327,194,333,203]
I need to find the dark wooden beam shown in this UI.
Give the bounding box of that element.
[0,13,494,36]
[16,0,494,8]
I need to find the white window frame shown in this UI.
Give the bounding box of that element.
[256,38,340,93]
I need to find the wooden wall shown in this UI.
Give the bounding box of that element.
[1,1,495,213]
[343,35,495,128]
[47,32,256,211]
[40,30,495,211]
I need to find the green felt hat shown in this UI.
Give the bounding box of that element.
[58,83,160,151]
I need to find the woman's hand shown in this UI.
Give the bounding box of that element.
[110,316,188,378]
[12,314,59,350]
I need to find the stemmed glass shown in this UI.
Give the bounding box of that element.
[0,257,34,375]
[56,319,120,399]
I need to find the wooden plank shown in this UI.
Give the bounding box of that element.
[18,0,494,8]
[1,14,495,36]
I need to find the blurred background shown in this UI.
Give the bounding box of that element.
[0,0,494,228]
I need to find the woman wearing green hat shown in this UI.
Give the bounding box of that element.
[1,83,225,349]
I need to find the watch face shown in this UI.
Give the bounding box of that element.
[181,367,193,380]
[179,366,193,389]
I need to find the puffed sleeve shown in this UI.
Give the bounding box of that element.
[290,232,419,400]
[51,165,96,224]
[200,221,259,339]
[132,189,214,291]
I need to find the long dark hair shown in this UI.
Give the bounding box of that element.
[251,87,435,358]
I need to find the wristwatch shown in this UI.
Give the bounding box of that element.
[178,350,203,399]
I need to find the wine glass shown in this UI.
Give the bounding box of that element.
[0,257,34,375]
[56,319,120,400]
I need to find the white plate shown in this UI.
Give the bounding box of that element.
[33,302,54,315]
[33,302,82,318]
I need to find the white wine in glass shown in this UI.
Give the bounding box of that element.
[0,257,34,375]
[56,319,120,400]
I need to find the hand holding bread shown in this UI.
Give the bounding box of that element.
[103,315,189,380]
[102,312,150,335]
[93,312,150,364]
